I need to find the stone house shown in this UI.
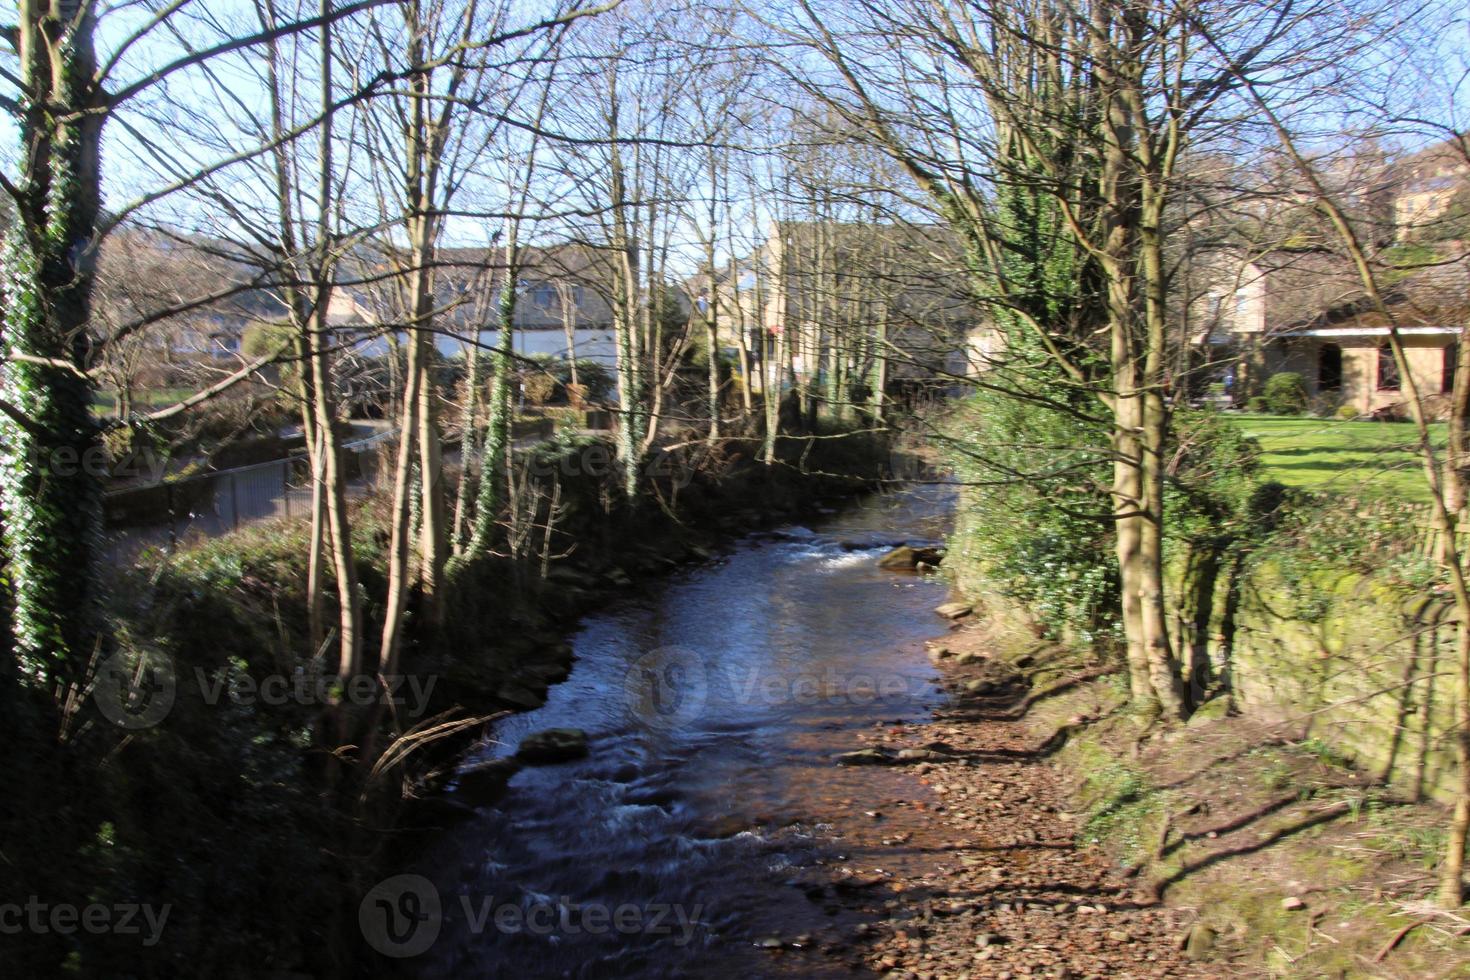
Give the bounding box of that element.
[328,242,632,363]
[1192,247,1465,416]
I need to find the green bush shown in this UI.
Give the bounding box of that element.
[1264,372,1308,415]
[1335,403,1360,420]
[1247,395,1269,413]
[942,381,1119,643]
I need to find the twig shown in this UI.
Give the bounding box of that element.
[1373,917,1429,962]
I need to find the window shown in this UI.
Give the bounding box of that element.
[532,284,556,308]
[1445,342,1459,394]
[1317,343,1342,392]
[1377,343,1401,391]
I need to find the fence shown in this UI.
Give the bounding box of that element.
[100,413,588,554]
[103,429,393,552]
[1405,502,1470,560]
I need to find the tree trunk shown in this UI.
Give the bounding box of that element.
[1444,328,1470,512]
[1,1,107,682]
[728,254,754,414]
[1443,620,1470,906]
[378,318,424,676]
[452,340,481,554]
[469,253,517,557]
[763,226,787,465]
[309,304,362,681]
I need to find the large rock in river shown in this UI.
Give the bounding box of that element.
[934,601,973,620]
[516,728,590,764]
[877,545,944,570]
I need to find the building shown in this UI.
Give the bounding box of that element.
[327,241,631,364]
[701,221,977,391]
[1386,139,1470,241]
[1195,248,1464,416]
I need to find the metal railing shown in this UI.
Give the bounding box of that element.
[103,429,392,552]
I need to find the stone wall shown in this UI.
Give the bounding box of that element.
[1171,555,1461,803]
[948,477,1462,803]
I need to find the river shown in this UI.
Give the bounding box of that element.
[376,486,954,978]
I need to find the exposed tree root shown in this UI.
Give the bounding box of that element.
[1143,800,1356,902]
[1373,918,1430,962]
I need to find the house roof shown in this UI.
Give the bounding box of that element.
[92,229,288,342]
[328,240,628,331]
[1282,248,1470,332]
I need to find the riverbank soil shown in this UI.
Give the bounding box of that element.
[785,610,1470,978]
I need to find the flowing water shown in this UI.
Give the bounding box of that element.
[388,486,954,978]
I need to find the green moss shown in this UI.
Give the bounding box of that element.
[1069,736,1172,865]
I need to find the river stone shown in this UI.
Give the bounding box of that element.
[456,757,523,805]
[521,661,571,685]
[516,728,590,764]
[877,546,945,570]
[835,747,896,766]
[935,601,973,620]
[496,681,548,710]
[1184,923,1217,960]
[400,795,479,828]
[546,565,598,588]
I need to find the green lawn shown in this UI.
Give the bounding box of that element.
[93,387,193,417]
[1221,414,1446,503]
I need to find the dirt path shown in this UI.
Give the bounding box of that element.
[761,624,1218,979]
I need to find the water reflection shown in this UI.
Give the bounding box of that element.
[395,486,953,978]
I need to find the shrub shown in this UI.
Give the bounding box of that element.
[569,360,615,402]
[520,357,615,405]
[1264,372,1308,415]
[521,371,558,405]
[942,381,1119,643]
[1247,395,1269,413]
[1335,403,1360,420]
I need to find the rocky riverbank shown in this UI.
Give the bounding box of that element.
[783,587,1470,978]
[757,605,1208,979]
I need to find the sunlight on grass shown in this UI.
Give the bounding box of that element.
[1221,414,1446,503]
[92,387,192,417]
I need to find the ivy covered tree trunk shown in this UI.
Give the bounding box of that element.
[2,1,107,682]
[452,339,481,553]
[469,259,517,556]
